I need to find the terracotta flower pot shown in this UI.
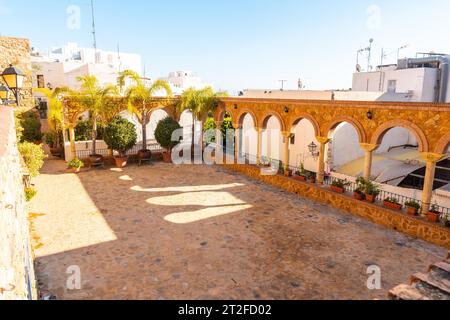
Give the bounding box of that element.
[138,149,152,161]
[114,156,128,168]
[162,151,172,163]
[354,191,364,201]
[294,175,307,182]
[365,194,376,203]
[50,147,63,157]
[70,167,81,174]
[331,185,345,194]
[406,206,418,216]
[308,177,316,184]
[383,201,402,211]
[427,212,440,223]
[284,170,292,177]
[89,154,104,167]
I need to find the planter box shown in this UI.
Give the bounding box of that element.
[330,185,345,194]
[365,194,377,203]
[383,201,402,211]
[427,212,440,223]
[406,206,419,216]
[308,177,316,184]
[354,192,364,201]
[294,175,307,182]
[284,170,292,177]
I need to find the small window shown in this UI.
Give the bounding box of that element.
[387,80,397,93]
[37,75,45,88]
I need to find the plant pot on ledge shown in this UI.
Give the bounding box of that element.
[294,174,307,182]
[138,149,152,166]
[114,156,128,168]
[89,154,104,168]
[354,191,365,201]
[331,185,345,194]
[406,206,419,216]
[365,194,377,203]
[308,176,316,184]
[427,211,440,223]
[162,151,172,163]
[383,199,402,211]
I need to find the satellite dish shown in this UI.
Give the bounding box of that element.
[356,64,362,72]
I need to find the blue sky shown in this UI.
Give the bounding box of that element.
[1,0,450,92]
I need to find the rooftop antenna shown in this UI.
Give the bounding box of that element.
[397,44,410,60]
[278,80,287,91]
[90,0,98,63]
[367,38,374,71]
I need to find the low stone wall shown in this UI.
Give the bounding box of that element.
[223,164,450,249]
[0,106,36,300]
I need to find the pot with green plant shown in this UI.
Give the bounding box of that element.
[294,163,308,182]
[404,200,421,216]
[68,158,84,173]
[103,117,137,168]
[308,172,316,184]
[330,179,350,194]
[383,197,402,211]
[427,204,441,223]
[155,117,182,163]
[441,213,450,228]
[45,132,64,157]
[354,177,366,200]
[364,181,381,203]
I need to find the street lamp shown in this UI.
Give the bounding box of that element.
[1,64,25,106]
[0,84,11,104]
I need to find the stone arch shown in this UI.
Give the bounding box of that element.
[259,110,287,132]
[325,116,367,143]
[289,113,320,136]
[434,132,450,154]
[370,119,429,153]
[236,108,258,128]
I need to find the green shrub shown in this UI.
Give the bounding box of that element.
[68,158,84,169]
[365,181,381,196]
[405,200,421,210]
[17,110,42,142]
[384,197,400,204]
[44,131,63,148]
[18,142,47,177]
[75,119,105,141]
[331,179,351,189]
[155,117,182,151]
[103,117,137,156]
[25,187,37,202]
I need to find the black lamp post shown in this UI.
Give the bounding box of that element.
[1,64,25,106]
[308,141,319,158]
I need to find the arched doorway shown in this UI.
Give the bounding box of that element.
[289,117,320,173]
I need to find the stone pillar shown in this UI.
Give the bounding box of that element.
[316,136,330,184]
[256,127,262,165]
[215,121,223,163]
[233,123,241,162]
[420,153,443,215]
[282,131,291,173]
[360,143,379,181]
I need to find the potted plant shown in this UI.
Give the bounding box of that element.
[155,117,182,163]
[308,172,316,184]
[441,213,450,228]
[294,163,308,182]
[364,181,381,203]
[405,200,421,216]
[383,197,402,211]
[354,177,366,200]
[427,204,441,223]
[68,158,84,173]
[103,117,138,168]
[260,157,271,168]
[330,179,350,194]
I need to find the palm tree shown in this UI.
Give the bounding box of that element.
[35,88,64,149]
[179,87,227,155]
[76,75,118,157]
[118,70,172,152]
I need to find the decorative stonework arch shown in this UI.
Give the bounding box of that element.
[288,113,320,136]
[259,110,287,132]
[324,116,368,144]
[434,132,450,154]
[235,108,258,128]
[370,119,429,153]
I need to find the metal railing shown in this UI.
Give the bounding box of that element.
[75,141,164,160]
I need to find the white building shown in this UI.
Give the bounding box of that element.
[160,71,210,95]
[31,42,142,90]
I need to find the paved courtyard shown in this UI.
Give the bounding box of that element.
[29,159,447,300]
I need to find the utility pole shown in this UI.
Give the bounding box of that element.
[91,0,98,63]
[278,80,287,91]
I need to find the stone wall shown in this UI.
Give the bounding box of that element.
[0,105,36,300]
[223,164,450,249]
[0,37,33,109]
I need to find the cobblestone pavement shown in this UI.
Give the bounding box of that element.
[29,159,447,300]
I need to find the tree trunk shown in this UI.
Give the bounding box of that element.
[142,104,147,151]
[92,116,97,156]
[191,114,195,157]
